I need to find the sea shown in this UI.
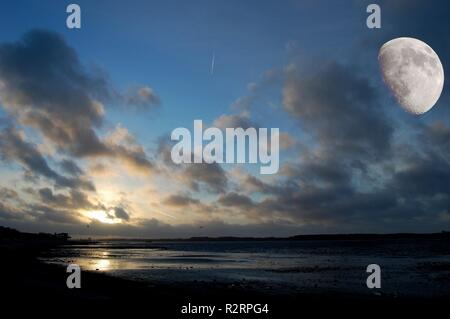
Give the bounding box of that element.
[41,238,450,297]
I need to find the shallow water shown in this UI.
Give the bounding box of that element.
[41,239,450,297]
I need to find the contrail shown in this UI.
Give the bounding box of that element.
[210,50,215,75]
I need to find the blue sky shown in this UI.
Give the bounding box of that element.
[0,0,368,138]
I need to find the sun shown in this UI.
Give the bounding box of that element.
[85,210,122,224]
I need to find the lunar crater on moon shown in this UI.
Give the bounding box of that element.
[378,37,444,115]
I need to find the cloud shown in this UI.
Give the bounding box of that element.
[0,127,95,191]
[182,162,228,194]
[278,132,295,150]
[37,187,95,211]
[239,174,285,195]
[283,61,392,161]
[281,159,350,188]
[104,124,154,174]
[27,204,83,225]
[0,190,85,226]
[230,68,281,112]
[0,202,26,221]
[201,59,450,232]
[3,23,450,236]
[163,194,200,207]
[0,30,109,156]
[217,192,254,208]
[147,54,426,230]
[0,187,19,201]
[212,113,256,130]
[155,136,228,194]
[59,159,84,176]
[0,30,155,174]
[113,207,130,221]
[230,126,450,232]
[420,122,450,156]
[124,86,160,110]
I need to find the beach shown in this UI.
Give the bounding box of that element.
[2,232,450,317]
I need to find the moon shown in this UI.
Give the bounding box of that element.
[378,37,444,115]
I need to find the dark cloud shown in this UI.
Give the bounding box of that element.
[0,30,108,156]
[113,207,130,221]
[104,124,155,174]
[27,204,82,225]
[420,122,450,157]
[0,30,155,174]
[252,184,398,226]
[216,2,450,233]
[183,162,228,194]
[163,194,200,207]
[248,60,393,227]
[282,160,350,189]
[240,174,286,196]
[217,192,253,208]
[205,56,450,232]
[156,135,229,193]
[0,127,95,191]
[391,158,450,198]
[0,202,24,221]
[0,192,83,226]
[284,61,392,161]
[229,122,450,233]
[59,159,84,176]
[37,187,95,210]
[110,142,154,174]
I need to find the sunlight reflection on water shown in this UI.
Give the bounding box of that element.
[95,258,110,270]
[41,239,450,297]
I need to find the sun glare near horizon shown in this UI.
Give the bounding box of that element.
[85,210,122,224]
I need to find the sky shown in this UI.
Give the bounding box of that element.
[1,0,450,238]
